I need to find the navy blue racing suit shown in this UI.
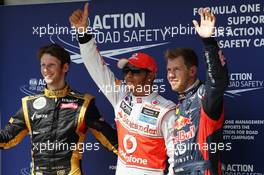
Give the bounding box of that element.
[173,38,229,175]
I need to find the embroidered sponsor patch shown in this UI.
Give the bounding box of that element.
[138,115,157,125]
[173,115,192,130]
[120,101,132,115]
[151,99,159,105]
[141,107,160,118]
[33,97,46,110]
[136,97,142,103]
[60,103,78,109]
[31,112,48,121]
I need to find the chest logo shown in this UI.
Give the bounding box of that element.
[123,134,137,154]
[174,115,192,130]
[141,107,160,118]
[60,103,78,109]
[31,112,48,121]
[33,97,46,110]
[120,101,132,115]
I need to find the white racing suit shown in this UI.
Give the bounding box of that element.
[79,36,176,175]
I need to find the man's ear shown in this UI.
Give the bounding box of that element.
[147,72,156,83]
[189,65,197,77]
[63,63,69,73]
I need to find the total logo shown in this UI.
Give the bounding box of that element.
[225,72,264,98]
[20,78,46,95]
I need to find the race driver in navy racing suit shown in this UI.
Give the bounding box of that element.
[165,8,229,175]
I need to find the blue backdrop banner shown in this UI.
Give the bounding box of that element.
[0,0,264,174]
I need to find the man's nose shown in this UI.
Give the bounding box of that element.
[168,71,175,79]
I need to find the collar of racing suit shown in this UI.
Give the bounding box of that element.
[178,79,201,102]
[44,85,70,98]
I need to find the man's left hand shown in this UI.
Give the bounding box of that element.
[192,8,216,38]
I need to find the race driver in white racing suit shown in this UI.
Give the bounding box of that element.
[70,3,176,175]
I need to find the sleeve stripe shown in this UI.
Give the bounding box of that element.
[76,94,94,133]
[0,129,28,149]
[89,128,118,154]
[22,97,32,135]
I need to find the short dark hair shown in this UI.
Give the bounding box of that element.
[164,48,198,68]
[37,44,71,65]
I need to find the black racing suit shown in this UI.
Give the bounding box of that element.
[0,85,118,175]
[173,38,229,175]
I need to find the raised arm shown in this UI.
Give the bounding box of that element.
[69,3,123,106]
[193,8,229,120]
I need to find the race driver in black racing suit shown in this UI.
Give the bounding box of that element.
[0,44,118,175]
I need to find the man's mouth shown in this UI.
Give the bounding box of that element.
[169,80,179,85]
